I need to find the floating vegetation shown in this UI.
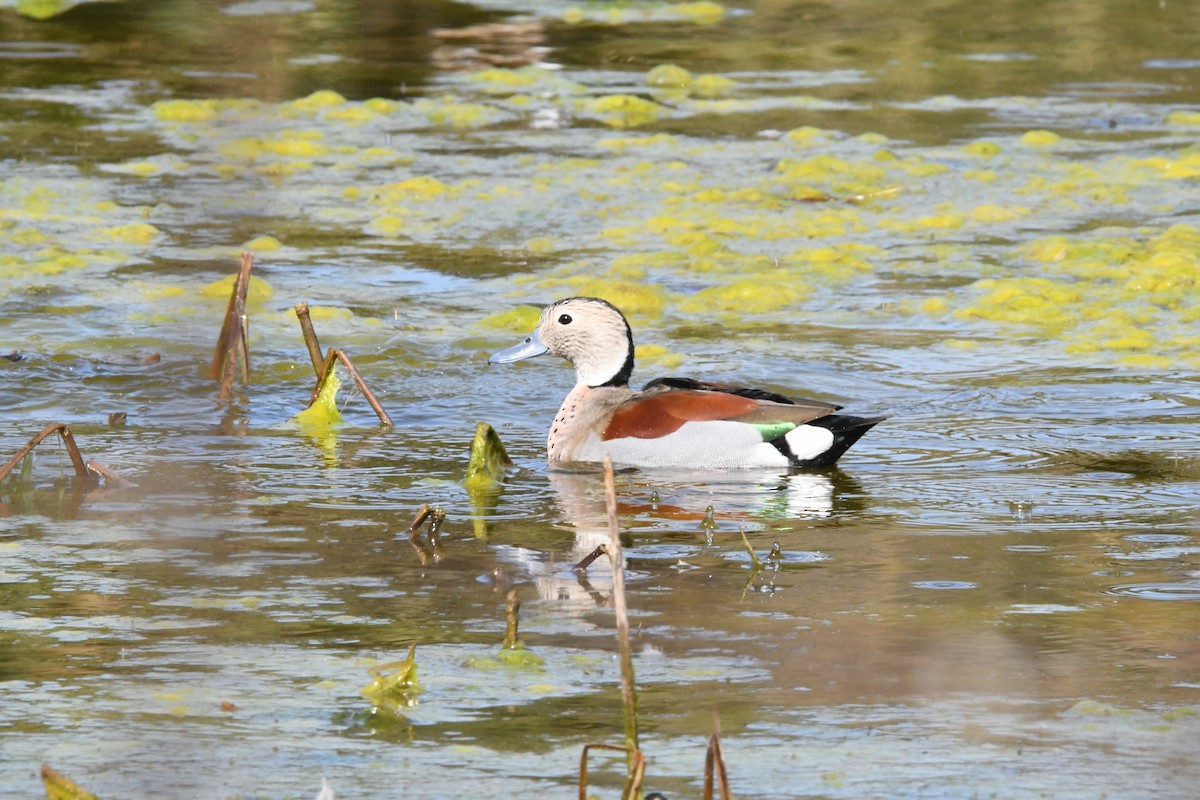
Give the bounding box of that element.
[583,94,667,129]
[360,643,422,718]
[291,365,346,434]
[40,764,100,800]
[464,422,513,537]
[464,589,545,670]
[463,422,512,491]
[292,301,393,429]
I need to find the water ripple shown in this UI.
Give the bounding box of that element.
[0,42,84,60]
[1106,582,1200,601]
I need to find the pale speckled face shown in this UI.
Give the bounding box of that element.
[536,297,635,387]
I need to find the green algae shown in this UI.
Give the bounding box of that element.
[291,370,345,434]
[464,645,546,671]
[464,422,511,492]
[583,94,667,128]
[360,645,422,717]
[646,64,693,91]
[41,765,100,800]
[478,305,541,333]
[13,83,1197,369]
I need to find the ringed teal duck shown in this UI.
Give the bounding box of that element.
[488,297,883,469]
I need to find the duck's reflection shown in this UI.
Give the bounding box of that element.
[486,467,862,606]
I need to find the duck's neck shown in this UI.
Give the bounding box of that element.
[547,383,635,463]
[574,334,634,388]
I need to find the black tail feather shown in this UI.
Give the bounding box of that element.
[786,414,884,468]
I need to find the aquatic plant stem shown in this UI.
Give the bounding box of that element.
[85,461,133,488]
[308,347,394,428]
[578,744,645,800]
[572,543,608,572]
[294,299,393,427]
[293,301,325,376]
[503,588,521,649]
[211,251,254,399]
[703,718,732,800]
[406,504,434,534]
[0,423,93,483]
[603,456,640,757]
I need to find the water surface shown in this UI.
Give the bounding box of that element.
[2,1,1199,797]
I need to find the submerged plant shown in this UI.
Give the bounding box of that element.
[360,643,422,717]
[41,764,100,800]
[464,422,512,490]
[464,422,513,538]
[292,301,393,429]
[466,588,545,670]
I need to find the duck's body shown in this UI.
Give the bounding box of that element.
[489,297,882,470]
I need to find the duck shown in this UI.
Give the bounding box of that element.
[488,297,883,470]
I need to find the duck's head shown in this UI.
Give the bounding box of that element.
[488,297,635,388]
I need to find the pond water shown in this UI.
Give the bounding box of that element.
[2,1,1200,797]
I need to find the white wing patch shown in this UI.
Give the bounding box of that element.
[784,424,836,461]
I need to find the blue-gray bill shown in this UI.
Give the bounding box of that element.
[488,328,549,364]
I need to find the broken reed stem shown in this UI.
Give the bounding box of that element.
[427,507,445,538]
[295,302,393,428]
[603,456,639,756]
[334,349,394,428]
[238,309,251,384]
[739,528,764,570]
[309,347,394,429]
[623,749,647,800]
[503,588,520,649]
[85,461,133,488]
[294,302,325,377]
[0,423,92,483]
[406,504,433,536]
[572,543,608,572]
[703,729,732,800]
[211,252,254,399]
[578,744,645,800]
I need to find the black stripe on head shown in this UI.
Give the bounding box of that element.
[597,335,634,387]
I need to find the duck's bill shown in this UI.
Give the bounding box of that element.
[488,329,549,364]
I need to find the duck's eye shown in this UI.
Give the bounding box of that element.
[558,313,573,325]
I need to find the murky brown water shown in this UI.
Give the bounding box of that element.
[2,1,1200,797]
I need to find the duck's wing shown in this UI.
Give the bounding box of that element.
[602,388,839,441]
[641,376,843,409]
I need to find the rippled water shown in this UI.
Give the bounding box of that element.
[2,1,1200,798]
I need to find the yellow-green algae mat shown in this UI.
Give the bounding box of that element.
[35,71,1196,372]
[4,63,1199,367]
